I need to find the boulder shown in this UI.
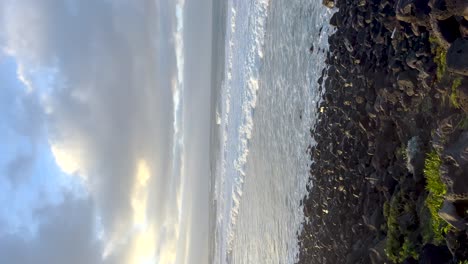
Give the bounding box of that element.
[438,200,467,230]
[369,239,390,264]
[442,132,468,200]
[368,248,384,264]
[446,0,468,17]
[419,244,452,264]
[343,37,354,53]
[329,12,342,27]
[429,0,452,20]
[402,257,418,264]
[429,0,467,18]
[430,16,462,48]
[461,18,468,38]
[446,231,468,260]
[429,16,452,49]
[447,38,468,76]
[395,0,430,27]
[456,79,468,113]
[397,70,418,96]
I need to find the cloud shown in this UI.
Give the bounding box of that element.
[0,195,102,264]
[179,0,213,262]
[0,0,194,263]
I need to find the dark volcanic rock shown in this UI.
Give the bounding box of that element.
[438,16,462,44]
[395,0,430,27]
[446,231,468,260]
[438,200,467,230]
[402,257,418,264]
[429,0,452,20]
[447,38,468,76]
[397,70,418,96]
[446,0,468,17]
[298,0,468,263]
[442,132,468,200]
[419,244,452,264]
[330,12,342,27]
[457,78,468,113]
[461,19,468,38]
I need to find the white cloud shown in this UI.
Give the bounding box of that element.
[0,0,197,263]
[50,142,83,176]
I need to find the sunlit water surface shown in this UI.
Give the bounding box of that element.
[211,1,333,263]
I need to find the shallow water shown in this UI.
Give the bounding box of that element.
[211,1,334,263]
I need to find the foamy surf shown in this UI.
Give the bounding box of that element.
[213,0,269,263]
[212,0,334,263]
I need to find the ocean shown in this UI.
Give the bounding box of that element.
[209,1,334,263]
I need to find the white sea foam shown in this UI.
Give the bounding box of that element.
[213,0,269,262]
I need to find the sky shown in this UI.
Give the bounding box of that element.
[0,1,213,264]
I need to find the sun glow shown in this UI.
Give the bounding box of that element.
[132,160,151,227]
[50,143,82,176]
[128,159,157,264]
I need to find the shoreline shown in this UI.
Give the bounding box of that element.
[298,0,468,263]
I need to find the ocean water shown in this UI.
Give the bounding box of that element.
[210,1,334,263]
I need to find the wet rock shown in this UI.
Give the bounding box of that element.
[429,0,452,20]
[445,230,459,256]
[397,70,418,95]
[345,248,366,264]
[369,249,384,264]
[405,51,419,69]
[369,239,389,264]
[355,96,365,104]
[298,0,468,262]
[369,207,384,230]
[460,19,468,38]
[457,79,468,113]
[442,132,468,201]
[343,38,354,53]
[447,38,468,76]
[402,257,418,264]
[419,244,452,264]
[395,0,430,27]
[446,231,468,260]
[438,200,467,230]
[446,0,468,17]
[429,16,452,48]
[440,16,463,43]
[330,12,342,27]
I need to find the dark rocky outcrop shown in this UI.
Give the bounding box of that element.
[447,38,468,76]
[298,0,468,263]
[438,200,467,230]
[419,244,452,263]
[445,0,468,17]
[442,132,468,200]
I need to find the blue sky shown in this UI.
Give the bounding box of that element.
[0,55,73,236]
[0,1,213,264]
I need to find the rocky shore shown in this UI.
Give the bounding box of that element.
[298,0,468,263]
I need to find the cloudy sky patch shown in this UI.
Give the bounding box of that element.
[0,0,213,263]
